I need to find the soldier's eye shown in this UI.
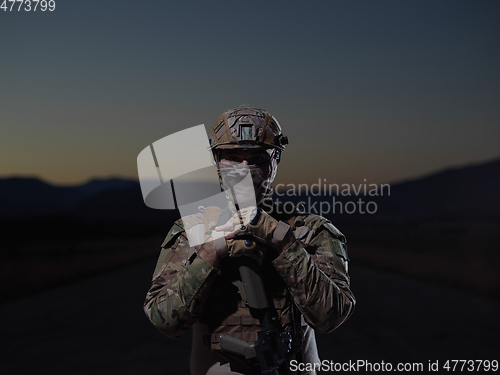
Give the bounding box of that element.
[223,155,239,162]
[251,155,270,165]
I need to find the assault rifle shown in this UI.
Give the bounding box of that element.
[219,209,293,375]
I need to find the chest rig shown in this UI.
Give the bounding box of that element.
[198,205,310,362]
[200,255,303,353]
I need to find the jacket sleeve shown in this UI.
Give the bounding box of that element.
[143,222,220,338]
[272,216,355,333]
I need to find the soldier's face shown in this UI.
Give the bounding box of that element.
[219,149,274,203]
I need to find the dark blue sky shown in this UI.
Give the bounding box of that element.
[1,0,499,186]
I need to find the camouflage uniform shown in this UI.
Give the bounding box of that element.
[143,203,355,375]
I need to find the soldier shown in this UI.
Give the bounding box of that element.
[143,105,355,375]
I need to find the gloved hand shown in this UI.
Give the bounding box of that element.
[213,207,295,263]
[226,237,268,263]
[181,206,222,247]
[232,206,295,248]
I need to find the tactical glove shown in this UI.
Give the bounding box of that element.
[212,207,295,262]
[182,206,222,247]
[231,206,295,251]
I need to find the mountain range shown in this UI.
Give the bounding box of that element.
[1,157,499,224]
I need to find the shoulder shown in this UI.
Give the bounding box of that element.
[295,212,346,246]
[160,218,185,248]
[300,213,346,243]
[297,212,350,264]
[265,201,346,244]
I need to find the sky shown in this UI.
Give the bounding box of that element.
[1,0,499,187]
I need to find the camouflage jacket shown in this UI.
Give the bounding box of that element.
[143,206,355,369]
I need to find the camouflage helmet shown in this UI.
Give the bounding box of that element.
[209,104,289,154]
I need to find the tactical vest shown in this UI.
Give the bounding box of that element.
[204,277,303,352]
[168,203,345,362]
[197,205,322,358]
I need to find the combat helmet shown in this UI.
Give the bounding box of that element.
[209,104,288,162]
